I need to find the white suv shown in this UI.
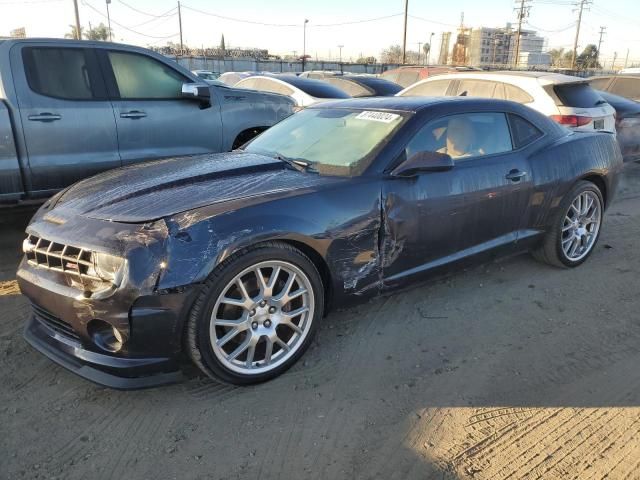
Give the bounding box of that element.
[398,71,616,133]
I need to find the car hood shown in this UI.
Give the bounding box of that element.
[51,152,340,223]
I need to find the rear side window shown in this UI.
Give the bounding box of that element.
[402,80,450,96]
[397,71,420,87]
[553,83,604,108]
[255,79,294,96]
[326,78,371,97]
[381,70,399,83]
[610,78,640,100]
[504,84,534,103]
[456,79,496,98]
[589,77,612,90]
[108,51,188,99]
[508,114,543,148]
[22,47,102,100]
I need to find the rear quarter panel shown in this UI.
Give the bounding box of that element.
[527,131,622,231]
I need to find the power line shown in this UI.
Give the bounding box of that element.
[525,21,576,32]
[408,14,459,28]
[116,0,176,18]
[81,1,179,38]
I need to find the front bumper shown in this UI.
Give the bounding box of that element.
[24,316,183,389]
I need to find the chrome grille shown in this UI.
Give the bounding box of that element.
[32,303,80,341]
[23,234,100,281]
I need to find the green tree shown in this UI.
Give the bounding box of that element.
[64,25,83,40]
[357,56,377,64]
[84,23,111,41]
[576,44,601,69]
[220,34,226,52]
[380,45,403,63]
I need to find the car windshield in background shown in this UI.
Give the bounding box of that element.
[245,108,407,175]
[553,83,604,108]
[279,76,351,99]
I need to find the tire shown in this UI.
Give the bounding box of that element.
[186,241,324,385]
[532,180,604,268]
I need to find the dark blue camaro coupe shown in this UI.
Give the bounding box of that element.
[17,97,622,387]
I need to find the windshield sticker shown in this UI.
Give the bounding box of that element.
[355,111,400,123]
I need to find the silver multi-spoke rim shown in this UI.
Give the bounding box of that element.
[210,260,314,375]
[561,190,602,261]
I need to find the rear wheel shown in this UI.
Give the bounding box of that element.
[532,180,604,268]
[186,242,324,384]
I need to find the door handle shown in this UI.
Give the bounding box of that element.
[505,169,527,181]
[120,110,147,119]
[28,113,62,122]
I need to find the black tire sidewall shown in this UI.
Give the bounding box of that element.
[192,244,324,385]
[554,182,604,268]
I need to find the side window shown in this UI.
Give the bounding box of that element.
[406,112,512,160]
[610,78,640,99]
[327,78,370,97]
[398,71,420,87]
[508,114,543,149]
[589,77,612,91]
[108,51,188,99]
[22,47,102,100]
[456,80,496,98]
[256,79,294,96]
[504,84,534,103]
[238,78,259,90]
[403,80,450,96]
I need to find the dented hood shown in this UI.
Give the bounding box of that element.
[52,152,338,223]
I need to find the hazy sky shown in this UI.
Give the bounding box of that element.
[1,0,638,65]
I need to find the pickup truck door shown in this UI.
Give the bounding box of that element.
[98,49,223,164]
[11,44,120,195]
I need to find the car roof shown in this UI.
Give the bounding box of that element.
[432,70,587,85]
[310,96,520,112]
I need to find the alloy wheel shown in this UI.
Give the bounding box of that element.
[561,190,602,262]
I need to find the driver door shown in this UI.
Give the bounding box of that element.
[381,112,533,288]
[98,48,223,164]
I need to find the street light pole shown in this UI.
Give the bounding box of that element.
[303,19,309,71]
[338,44,344,64]
[106,0,112,42]
[402,0,409,64]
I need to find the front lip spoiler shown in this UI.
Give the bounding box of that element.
[24,317,183,390]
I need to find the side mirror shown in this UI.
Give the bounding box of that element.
[181,83,211,108]
[391,151,454,177]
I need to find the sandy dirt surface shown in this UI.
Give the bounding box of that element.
[1,165,640,480]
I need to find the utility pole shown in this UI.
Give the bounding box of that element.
[402,0,409,64]
[73,0,81,40]
[611,51,617,70]
[302,19,309,71]
[513,0,531,67]
[106,0,112,41]
[178,1,184,55]
[596,25,606,67]
[624,48,630,68]
[428,32,434,65]
[571,0,591,70]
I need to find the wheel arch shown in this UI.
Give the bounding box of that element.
[579,173,607,208]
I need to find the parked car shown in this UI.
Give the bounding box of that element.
[235,75,350,107]
[0,39,295,205]
[399,71,616,133]
[589,75,640,102]
[323,76,402,97]
[597,91,640,162]
[218,71,274,86]
[192,69,220,82]
[298,70,347,79]
[17,96,622,388]
[381,65,481,88]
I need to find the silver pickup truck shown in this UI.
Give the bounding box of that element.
[0,38,294,204]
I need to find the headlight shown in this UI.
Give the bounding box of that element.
[87,252,125,283]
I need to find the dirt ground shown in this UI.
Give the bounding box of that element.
[1,165,640,480]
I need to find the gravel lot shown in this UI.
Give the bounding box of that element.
[2,164,640,480]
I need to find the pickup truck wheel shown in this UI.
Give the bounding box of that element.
[231,127,266,150]
[532,180,603,268]
[186,242,324,385]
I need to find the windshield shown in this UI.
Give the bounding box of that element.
[244,108,407,176]
[197,72,218,80]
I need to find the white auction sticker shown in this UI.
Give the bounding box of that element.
[355,111,400,123]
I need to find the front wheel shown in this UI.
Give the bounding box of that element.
[186,242,324,385]
[532,180,604,268]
